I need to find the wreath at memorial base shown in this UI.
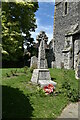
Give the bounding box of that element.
[43,84,55,94]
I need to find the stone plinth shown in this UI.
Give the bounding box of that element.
[31,69,57,87]
[38,80,57,88]
[75,52,80,79]
[31,69,50,84]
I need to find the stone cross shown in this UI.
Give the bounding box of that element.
[36,31,48,45]
[37,38,46,69]
[31,31,57,88]
[36,31,48,69]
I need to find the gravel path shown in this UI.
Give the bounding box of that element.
[57,102,79,119]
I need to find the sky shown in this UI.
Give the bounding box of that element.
[31,2,55,44]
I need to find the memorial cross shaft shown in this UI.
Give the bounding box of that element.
[37,38,46,69]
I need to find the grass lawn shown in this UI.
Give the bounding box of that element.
[1,68,78,118]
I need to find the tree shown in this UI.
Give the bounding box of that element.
[2,1,38,62]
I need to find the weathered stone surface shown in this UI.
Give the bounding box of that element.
[31,69,39,84]
[37,39,46,69]
[63,51,73,69]
[31,69,51,83]
[62,35,73,69]
[38,80,57,88]
[31,69,57,87]
[38,69,51,80]
[30,56,38,68]
[75,51,80,79]
[47,40,55,68]
[74,39,80,69]
[36,31,48,46]
[45,59,48,68]
[52,2,80,69]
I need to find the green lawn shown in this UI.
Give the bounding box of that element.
[1,68,78,118]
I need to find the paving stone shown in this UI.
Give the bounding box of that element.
[58,102,78,118]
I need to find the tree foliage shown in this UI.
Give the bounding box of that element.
[2,1,38,61]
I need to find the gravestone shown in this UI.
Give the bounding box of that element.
[31,31,57,87]
[75,51,80,79]
[30,56,37,68]
[51,61,56,68]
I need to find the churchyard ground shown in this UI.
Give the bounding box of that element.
[2,68,78,118]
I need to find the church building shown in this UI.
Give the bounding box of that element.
[52,1,80,69]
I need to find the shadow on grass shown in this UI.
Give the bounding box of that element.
[2,85,34,118]
[51,77,56,81]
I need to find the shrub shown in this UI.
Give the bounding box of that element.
[14,69,17,74]
[67,88,79,102]
[6,73,10,77]
[61,81,79,102]
[11,70,16,76]
[24,66,28,73]
[62,81,71,90]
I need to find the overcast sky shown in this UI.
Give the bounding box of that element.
[31,2,55,44]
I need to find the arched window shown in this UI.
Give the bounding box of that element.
[65,2,68,15]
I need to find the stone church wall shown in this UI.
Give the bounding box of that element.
[78,2,80,29]
[53,2,79,68]
[74,35,80,69]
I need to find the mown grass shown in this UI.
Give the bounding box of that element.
[49,68,78,90]
[1,68,78,118]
